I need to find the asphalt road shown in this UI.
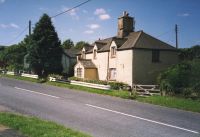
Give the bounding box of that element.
[0,77,200,137]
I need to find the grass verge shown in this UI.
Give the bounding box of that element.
[1,74,200,113]
[0,74,39,83]
[137,95,200,113]
[0,112,91,137]
[46,81,133,99]
[0,74,133,99]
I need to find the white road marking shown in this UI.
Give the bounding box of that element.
[86,104,199,134]
[14,87,60,99]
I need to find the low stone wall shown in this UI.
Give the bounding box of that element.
[6,71,15,75]
[21,73,38,79]
[70,80,110,90]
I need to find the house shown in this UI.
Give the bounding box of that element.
[62,48,80,76]
[24,48,80,76]
[74,11,179,87]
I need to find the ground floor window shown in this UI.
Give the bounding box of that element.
[109,68,117,80]
[77,68,82,78]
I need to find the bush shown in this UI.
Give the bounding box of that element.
[68,77,108,85]
[69,77,129,90]
[158,59,200,98]
[48,74,63,80]
[109,82,128,90]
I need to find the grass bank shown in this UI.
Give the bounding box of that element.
[1,74,200,113]
[0,112,91,137]
[46,81,133,99]
[137,95,200,113]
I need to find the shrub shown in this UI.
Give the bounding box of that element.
[158,59,200,98]
[68,77,108,85]
[192,82,200,98]
[109,82,128,90]
[48,74,63,80]
[69,77,129,90]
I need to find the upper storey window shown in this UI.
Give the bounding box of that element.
[93,49,97,59]
[111,46,116,58]
[152,50,160,63]
[82,51,86,59]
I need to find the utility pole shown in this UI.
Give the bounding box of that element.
[175,24,178,49]
[29,20,31,36]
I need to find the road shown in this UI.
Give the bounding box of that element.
[0,77,199,137]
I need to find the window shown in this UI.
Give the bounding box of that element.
[152,50,160,63]
[77,68,82,78]
[82,51,86,59]
[109,68,117,80]
[111,47,116,58]
[93,49,97,59]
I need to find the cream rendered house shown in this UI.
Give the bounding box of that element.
[74,11,179,87]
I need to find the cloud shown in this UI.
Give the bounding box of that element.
[10,23,19,29]
[51,17,56,23]
[87,24,100,29]
[99,14,110,20]
[84,30,94,34]
[39,7,48,11]
[0,23,19,29]
[94,8,106,15]
[94,8,111,21]
[0,0,5,4]
[0,24,7,28]
[61,6,79,20]
[178,13,190,17]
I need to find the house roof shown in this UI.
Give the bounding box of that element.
[78,59,97,68]
[63,48,80,58]
[121,31,177,50]
[83,31,177,54]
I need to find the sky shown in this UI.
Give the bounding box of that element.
[0,0,200,48]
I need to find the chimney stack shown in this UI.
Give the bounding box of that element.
[117,11,135,38]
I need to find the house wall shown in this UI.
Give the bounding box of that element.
[62,54,70,74]
[86,52,108,81]
[132,49,179,84]
[85,44,133,86]
[74,62,85,79]
[62,54,77,76]
[116,50,133,86]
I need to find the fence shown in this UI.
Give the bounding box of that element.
[21,73,38,79]
[133,84,160,96]
[70,80,110,90]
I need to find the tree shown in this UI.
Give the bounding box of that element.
[75,41,89,49]
[62,39,74,49]
[179,45,200,60]
[27,14,63,77]
[0,43,26,70]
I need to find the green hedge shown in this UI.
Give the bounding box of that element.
[69,77,129,90]
[158,59,200,98]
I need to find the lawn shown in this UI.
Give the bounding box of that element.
[0,112,91,137]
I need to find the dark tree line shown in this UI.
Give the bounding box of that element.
[0,13,89,78]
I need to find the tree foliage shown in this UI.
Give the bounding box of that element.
[62,39,74,49]
[75,41,89,49]
[0,42,27,70]
[179,45,200,61]
[27,14,63,77]
[158,60,200,98]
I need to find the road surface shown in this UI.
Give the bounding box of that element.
[0,77,199,137]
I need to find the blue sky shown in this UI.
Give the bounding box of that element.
[0,0,199,48]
